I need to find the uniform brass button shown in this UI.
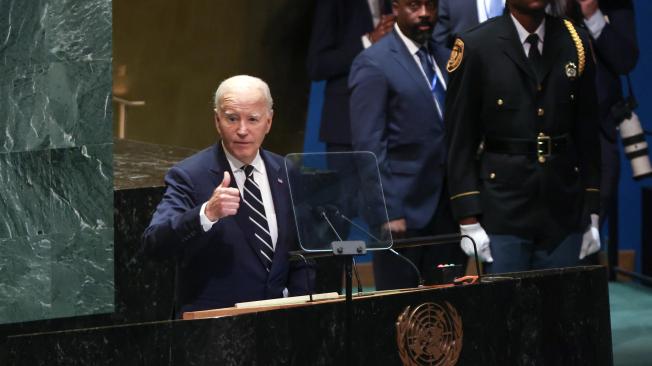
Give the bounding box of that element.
[538,156,546,163]
[537,108,544,117]
[490,172,496,179]
[574,166,579,172]
[570,94,575,101]
[537,84,542,92]
[497,99,504,106]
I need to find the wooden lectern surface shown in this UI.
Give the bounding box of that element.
[182,283,457,320]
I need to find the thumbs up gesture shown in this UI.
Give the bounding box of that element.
[205,171,241,221]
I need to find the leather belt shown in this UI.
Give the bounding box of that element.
[484,133,571,160]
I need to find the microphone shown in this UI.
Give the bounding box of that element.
[316,205,363,294]
[332,210,425,287]
[288,252,314,302]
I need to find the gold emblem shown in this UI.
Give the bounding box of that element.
[565,62,578,80]
[447,39,464,73]
[396,302,463,366]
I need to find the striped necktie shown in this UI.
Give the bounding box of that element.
[242,164,274,271]
[417,46,446,121]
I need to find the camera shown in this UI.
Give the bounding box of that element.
[613,96,652,180]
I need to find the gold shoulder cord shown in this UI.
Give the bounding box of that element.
[563,19,585,76]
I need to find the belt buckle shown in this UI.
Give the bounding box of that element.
[536,133,551,163]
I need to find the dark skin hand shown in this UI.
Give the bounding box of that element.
[369,14,396,43]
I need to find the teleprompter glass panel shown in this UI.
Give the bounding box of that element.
[285,152,392,252]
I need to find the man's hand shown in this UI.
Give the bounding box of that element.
[382,218,407,238]
[459,221,493,263]
[580,214,601,259]
[577,0,599,19]
[205,172,241,221]
[368,15,396,44]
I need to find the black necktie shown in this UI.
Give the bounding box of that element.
[242,165,274,271]
[526,33,543,81]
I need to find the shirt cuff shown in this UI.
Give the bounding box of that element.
[584,9,606,39]
[200,201,218,232]
[361,34,372,49]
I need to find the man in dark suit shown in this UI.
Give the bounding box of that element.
[433,0,505,49]
[349,0,463,290]
[561,0,639,274]
[307,0,394,151]
[446,0,601,273]
[142,75,312,315]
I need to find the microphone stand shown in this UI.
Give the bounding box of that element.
[319,209,365,366]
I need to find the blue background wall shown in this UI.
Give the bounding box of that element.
[304,1,652,271]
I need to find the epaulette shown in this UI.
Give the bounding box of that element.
[562,19,586,76]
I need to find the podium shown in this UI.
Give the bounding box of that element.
[5,266,613,365]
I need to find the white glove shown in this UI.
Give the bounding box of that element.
[579,214,601,260]
[460,223,493,263]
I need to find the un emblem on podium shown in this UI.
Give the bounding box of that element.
[396,302,463,366]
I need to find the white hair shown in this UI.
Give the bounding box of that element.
[213,75,273,112]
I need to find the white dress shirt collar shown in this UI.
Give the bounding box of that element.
[510,13,545,55]
[394,22,422,56]
[222,142,264,174]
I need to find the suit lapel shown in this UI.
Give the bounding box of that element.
[261,150,291,276]
[431,42,450,85]
[498,14,538,86]
[389,30,436,107]
[211,144,273,273]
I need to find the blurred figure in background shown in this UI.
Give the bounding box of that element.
[306,0,395,292]
[557,0,639,274]
[433,0,505,49]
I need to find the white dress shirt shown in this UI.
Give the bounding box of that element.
[477,0,506,23]
[510,13,545,57]
[584,9,607,39]
[200,145,278,249]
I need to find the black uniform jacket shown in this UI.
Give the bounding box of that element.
[445,13,601,245]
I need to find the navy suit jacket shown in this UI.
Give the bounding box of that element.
[307,0,390,145]
[349,30,449,229]
[142,143,312,315]
[433,0,480,49]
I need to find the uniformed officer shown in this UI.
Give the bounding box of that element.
[445,0,602,273]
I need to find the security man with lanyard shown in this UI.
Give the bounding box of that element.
[445,0,601,273]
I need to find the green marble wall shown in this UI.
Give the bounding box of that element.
[0,0,114,324]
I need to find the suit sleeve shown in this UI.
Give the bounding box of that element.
[348,52,404,221]
[445,39,484,221]
[575,31,602,215]
[592,1,639,75]
[141,166,205,259]
[307,0,365,81]
[433,0,453,49]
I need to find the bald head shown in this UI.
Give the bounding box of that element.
[213,75,273,114]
